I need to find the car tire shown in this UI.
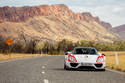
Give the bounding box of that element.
[101,69,105,71]
[64,64,66,69]
[64,64,69,70]
[99,69,105,71]
[96,69,105,71]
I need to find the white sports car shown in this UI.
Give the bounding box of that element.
[64,47,106,71]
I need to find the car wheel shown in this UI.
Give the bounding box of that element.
[64,64,66,69]
[96,69,105,71]
[64,64,69,70]
[101,69,105,71]
[99,69,105,71]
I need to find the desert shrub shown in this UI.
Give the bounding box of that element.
[0,39,125,54]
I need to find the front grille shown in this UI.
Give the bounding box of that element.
[78,66,95,69]
[70,63,79,67]
[95,64,103,68]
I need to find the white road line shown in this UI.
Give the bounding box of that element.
[42,71,45,74]
[106,68,125,75]
[44,79,49,83]
[42,66,45,69]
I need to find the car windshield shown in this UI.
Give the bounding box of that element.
[73,48,98,55]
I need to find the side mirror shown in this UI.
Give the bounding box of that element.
[65,52,68,55]
[102,53,106,56]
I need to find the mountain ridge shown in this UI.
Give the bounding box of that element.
[0,4,112,28]
[0,4,118,42]
[112,24,125,40]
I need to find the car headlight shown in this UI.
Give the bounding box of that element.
[97,57,103,62]
[96,56,104,63]
[69,56,75,62]
[68,54,77,62]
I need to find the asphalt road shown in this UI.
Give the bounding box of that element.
[0,56,125,83]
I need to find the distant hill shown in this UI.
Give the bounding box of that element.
[112,24,125,40]
[0,4,118,42]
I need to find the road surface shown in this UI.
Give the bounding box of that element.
[0,56,125,83]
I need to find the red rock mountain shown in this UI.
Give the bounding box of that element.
[0,5,112,29]
[100,21,112,29]
[0,5,100,23]
[82,13,112,29]
[0,4,118,42]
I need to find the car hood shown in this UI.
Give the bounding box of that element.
[74,54,99,63]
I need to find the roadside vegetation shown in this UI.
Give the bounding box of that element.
[0,39,125,55]
[106,55,125,72]
[0,39,125,71]
[98,51,125,72]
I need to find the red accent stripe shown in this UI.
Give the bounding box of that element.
[68,54,77,62]
[96,55,104,63]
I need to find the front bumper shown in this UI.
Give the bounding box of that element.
[65,62,105,69]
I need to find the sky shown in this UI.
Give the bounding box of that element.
[0,0,125,27]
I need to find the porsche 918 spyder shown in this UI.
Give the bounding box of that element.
[64,47,106,71]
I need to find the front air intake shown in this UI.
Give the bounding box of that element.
[95,64,103,68]
[70,63,79,67]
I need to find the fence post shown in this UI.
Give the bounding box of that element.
[41,50,43,56]
[115,52,119,65]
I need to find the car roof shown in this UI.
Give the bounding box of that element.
[74,47,96,49]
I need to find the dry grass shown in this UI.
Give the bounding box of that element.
[99,51,125,72]
[0,53,54,60]
[106,55,125,72]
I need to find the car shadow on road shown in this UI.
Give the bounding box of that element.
[52,68,66,71]
[52,68,105,72]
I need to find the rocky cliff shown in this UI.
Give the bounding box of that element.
[0,4,118,42]
[0,4,84,22]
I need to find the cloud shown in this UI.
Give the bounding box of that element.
[69,4,125,27]
[112,7,123,13]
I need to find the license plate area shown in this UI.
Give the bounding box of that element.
[81,62,92,66]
